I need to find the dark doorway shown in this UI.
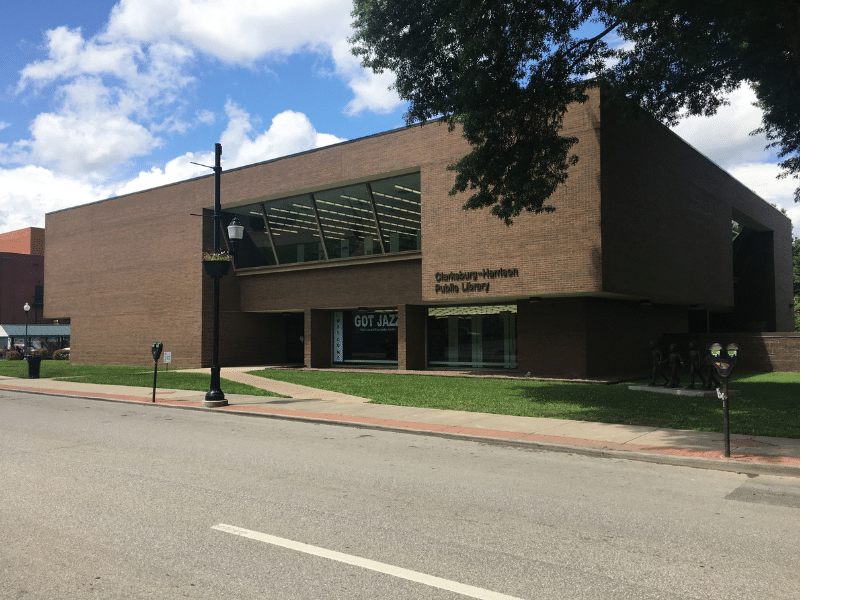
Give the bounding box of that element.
[284,313,305,364]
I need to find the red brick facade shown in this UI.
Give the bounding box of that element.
[44,88,795,376]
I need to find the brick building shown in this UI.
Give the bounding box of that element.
[0,227,71,354]
[44,88,794,377]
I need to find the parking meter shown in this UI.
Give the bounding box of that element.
[151,342,163,402]
[709,343,739,457]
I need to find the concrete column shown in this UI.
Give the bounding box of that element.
[304,308,333,368]
[398,304,427,370]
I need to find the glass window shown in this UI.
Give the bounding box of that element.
[427,305,517,369]
[222,207,276,268]
[370,173,421,252]
[223,172,420,269]
[263,194,325,265]
[333,310,398,364]
[313,185,381,259]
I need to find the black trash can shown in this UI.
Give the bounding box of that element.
[26,355,42,379]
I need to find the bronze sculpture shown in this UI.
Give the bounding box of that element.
[664,343,685,388]
[649,341,668,386]
[686,341,707,389]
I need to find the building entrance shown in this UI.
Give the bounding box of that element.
[427,306,517,369]
[283,313,304,364]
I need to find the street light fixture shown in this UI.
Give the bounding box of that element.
[198,146,245,408]
[227,217,244,264]
[23,302,30,357]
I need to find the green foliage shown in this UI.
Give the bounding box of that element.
[792,237,800,296]
[350,0,800,222]
[53,349,70,360]
[351,0,614,224]
[794,295,800,332]
[254,369,800,438]
[6,351,23,361]
[202,251,232,262]
[792,237,799,331]
[610,0,799,191]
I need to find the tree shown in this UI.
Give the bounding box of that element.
[350,0,800,224]
[609,0,800,200]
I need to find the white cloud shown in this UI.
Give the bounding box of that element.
[728,162,800,237]
[671,83,799,236]
[672,85,774,170]
[101,0,402,114]
[196,109,216,125]
[115,102,346,196]
[0,100,347,233]
[220,100,346,168]
[104,0,352,63]
[9,0,398,187]
[112,151,213,196]
[0,166,107,230]
[17,26,139,91]
[17,76,162,176]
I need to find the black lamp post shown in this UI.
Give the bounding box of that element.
[203,143,227,408]
[23,302,31,357]
[195,146,245,408]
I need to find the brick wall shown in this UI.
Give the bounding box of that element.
[45,176,211,366]
[44,90,792,371]
[0,227,44,255]
[0,252,46,324]
[421,88,604,303]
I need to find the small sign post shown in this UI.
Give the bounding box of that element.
[164,351,171,372]
[151,342,164,403]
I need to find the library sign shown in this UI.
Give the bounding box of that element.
[434,267,519,294]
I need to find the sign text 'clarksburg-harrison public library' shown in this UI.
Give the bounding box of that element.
[434,268,519,294]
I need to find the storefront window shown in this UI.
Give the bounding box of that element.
[333,310,398,364]
[427,305,517,369]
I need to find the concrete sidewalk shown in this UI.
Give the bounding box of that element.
[0,367,799,477]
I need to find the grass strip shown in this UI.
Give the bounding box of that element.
[252,369,800,438]
[0,362,284,398]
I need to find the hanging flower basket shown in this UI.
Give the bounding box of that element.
[202,259,231,278]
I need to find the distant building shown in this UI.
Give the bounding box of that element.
[0,227,70,355]
[44,88,795,375]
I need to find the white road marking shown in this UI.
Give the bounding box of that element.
[212,523,525,600]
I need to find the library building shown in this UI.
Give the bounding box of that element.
[44,88,795,378]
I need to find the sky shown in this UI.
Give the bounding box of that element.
[1,0,800,238]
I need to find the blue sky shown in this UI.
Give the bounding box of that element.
[1,0,799,237]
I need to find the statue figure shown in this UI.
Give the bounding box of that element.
[664,343,685,388]
[649,341,668,386]
[701,344,722,390]
[686,341,707,389]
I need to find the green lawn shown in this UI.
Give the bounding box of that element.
[0,361,284,398]
[251,369,800,438]
[1,360,799,438]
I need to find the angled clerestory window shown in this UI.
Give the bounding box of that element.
[224,172,420,269]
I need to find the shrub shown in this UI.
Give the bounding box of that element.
[35,348,50,359]
[7,351,23,361]
[52,349,70,360]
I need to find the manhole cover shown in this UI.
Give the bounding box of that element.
[715,439,774,447]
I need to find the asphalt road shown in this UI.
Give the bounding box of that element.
[1,392,799,599]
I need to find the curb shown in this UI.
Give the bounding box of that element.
[2,386,800,478]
